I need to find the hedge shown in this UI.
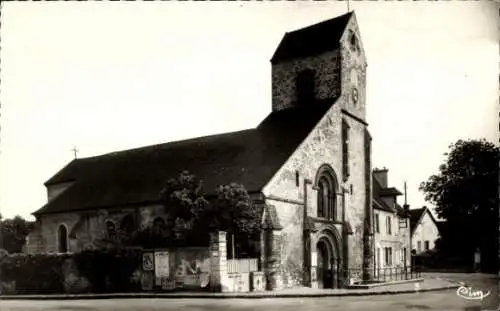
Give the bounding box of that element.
[0,247,143,295]
[73,247,143,293]
[0,252,70,294]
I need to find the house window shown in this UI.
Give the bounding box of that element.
[384,247,393,266]
[374,213,380,233]
[424,241,430,251]
[105,220,116,239]
[376,247,381,268]
[386,216,392,235]
[58,224,68,253]
[296,69,315,105]
[417,241,421,252]
[153,217,166,236]
[342,120,350,181]
[402,247,407,265]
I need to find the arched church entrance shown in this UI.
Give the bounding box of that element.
[316,239,330,289]
[314,229,342,289]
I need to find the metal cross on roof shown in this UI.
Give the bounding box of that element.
[71,146,79,159]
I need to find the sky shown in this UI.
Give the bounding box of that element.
[1,1,498,220]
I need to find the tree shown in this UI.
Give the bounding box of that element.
[419,139,499,272]
[159,172,262,254]
[202,183,262,258]
[159,171,210,244]
[0,215,34,254]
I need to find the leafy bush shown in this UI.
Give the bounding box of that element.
[73,247,143,293]
[0,247,143,294]
[0,253,70,294]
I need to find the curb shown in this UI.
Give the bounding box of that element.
[0,285,460,300]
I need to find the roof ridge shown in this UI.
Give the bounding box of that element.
[84,128,257,160]
[287,12,353,35]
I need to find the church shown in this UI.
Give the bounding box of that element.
[26,12,380,289]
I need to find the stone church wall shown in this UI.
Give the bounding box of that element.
[265,199,305,288]
[263,102,369,282]
[264,16,371,282]
[37,212,80,253]
[272,50,342,111]
[27,204,168,254]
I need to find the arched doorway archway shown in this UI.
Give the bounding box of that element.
[316,239,330,289]
[313,226,343,289]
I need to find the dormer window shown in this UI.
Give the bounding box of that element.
[296,69,315,105]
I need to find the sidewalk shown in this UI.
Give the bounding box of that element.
[0,277,461,300]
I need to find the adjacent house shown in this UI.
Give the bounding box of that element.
[26,12,375,290]
[409,206,441,254]
[372,168,411,278]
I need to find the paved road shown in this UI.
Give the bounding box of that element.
[0,274,498,311]
[424,272,500,310]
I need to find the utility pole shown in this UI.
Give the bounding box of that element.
[403,181,410,270]
[404,181,408,205]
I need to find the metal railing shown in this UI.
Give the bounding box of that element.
[373,266,422,282]
[344,266,422,285]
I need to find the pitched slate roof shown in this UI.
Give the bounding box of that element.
[372,177,395,213]
[271,12,353,64]
[34,100,335,216]
[378,187,403,197]
[409,207,427,235]
[409,206,440,235]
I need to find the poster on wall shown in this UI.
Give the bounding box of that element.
[142,252,154,271]
[154,251,170,283]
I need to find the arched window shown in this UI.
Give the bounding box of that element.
[152,217,166,236]
[106,220,116,238]
[58,224,68,253]
[317,177,331,218]
[316,166,338,221]
[120,214,136,236]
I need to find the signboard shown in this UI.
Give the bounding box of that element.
[141,271,154,291]
[155,251,170,279]
[142,252,154,271]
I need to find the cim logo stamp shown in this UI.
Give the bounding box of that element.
[456,286,491,301]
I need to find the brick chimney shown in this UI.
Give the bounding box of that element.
[373,167,388,188]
